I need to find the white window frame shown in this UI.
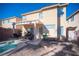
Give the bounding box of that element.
[22,16,27,21]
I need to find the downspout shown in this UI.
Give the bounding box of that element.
[57,5,61,40]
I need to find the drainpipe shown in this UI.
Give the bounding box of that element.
[57,5,61,40]
[57,4,64,40]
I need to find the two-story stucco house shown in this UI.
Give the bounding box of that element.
[66,10,79,41]
[2,16,21,29]
[16,4,68,40]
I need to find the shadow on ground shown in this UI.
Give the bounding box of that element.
[8,39,79,56]
[54,43,79,56]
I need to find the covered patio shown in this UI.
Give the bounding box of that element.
[16,20,43,40]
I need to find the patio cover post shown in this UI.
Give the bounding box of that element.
[12,22,16,33]
[34,22,37,40]
[33,22,40,40]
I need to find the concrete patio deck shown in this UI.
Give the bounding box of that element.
[2,39,79,56]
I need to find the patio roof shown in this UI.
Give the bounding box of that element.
[16,20,42,25]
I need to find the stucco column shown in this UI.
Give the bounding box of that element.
[22,26,27,37]
[12,22,16,33]
[33,23,39,40]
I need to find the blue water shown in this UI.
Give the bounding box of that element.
[0,41,17,53]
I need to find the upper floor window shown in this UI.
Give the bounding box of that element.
[5,20,9,24]
[2,20,10,24]
[45,24,55,29]
[39,12,43,19]
[2,21,4,24]
[8,20,9,23]
[3,20,6,24]
[22,16,27,21]
[71,16,74,21]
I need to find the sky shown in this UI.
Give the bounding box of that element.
[0,3,79,20]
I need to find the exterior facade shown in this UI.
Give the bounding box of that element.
[16,4,68,40]
[67,10,79,29]
[1,16,21,29]
[1,4,79,41]
[66,10,79,41]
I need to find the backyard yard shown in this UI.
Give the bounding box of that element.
[2,39,79,56]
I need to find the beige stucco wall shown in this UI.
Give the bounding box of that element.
[60,7,67,37]
[2,18,17,29]
[22,8,58,38]
[21,6,67,39]
[40,7,67,38]
[22,13,39,22]
[39,8,57,38]
[67,13,79,30]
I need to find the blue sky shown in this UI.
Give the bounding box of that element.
[0,3,79,20]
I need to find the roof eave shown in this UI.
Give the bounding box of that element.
[1,16,20,21]
[22,3,68,16]
[67,9,79,20]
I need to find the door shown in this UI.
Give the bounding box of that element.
[68,31,76,41]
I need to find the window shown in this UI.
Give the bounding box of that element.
[3,20,6,24]
[8,20,9,23]
[45,24,55,29]
[39,12,43,19]
[2,21,4,24]
[22,16,27,21]
[71,16,74,21]
[5,20,9,24]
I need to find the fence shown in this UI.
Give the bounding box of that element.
[0,27,13,42]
